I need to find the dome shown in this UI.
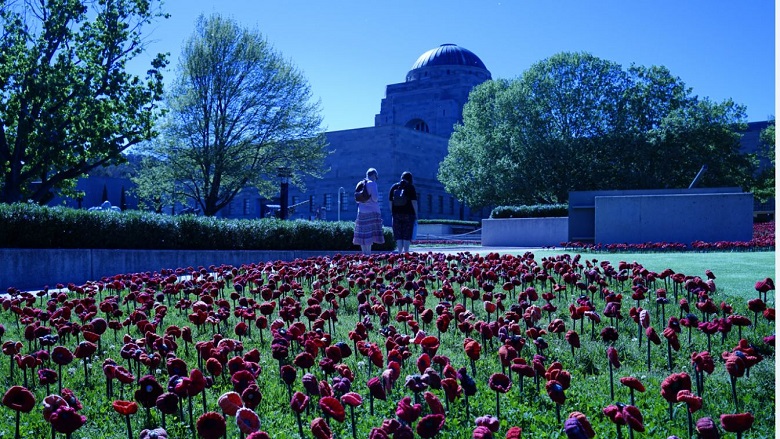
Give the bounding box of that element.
[410,44,488,70]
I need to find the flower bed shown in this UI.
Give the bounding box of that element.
[0,251,774,438]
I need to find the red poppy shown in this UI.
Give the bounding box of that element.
[565,330,580,349]
[2,386,35,412]
[318,396,345,422]
[440,377,462,402]
[61,388,83,411]
[340,392,362,408]
[695,417,720,439]
[73,341,97,359]
[48,405,87,434]
[646,326,662,345]
[567,411,595,438]
[42,395,67,421]
[472,425,493,439]
[205,358,223,377]
[488,373,512,393]
[112,400,138,416]
[754,277,774,293]
[723,353,746,378]
[294,352,316,370]
[423,391,444,415]
[464,339,481,361]
[236,407,261,434]
[606,346,620,368]
[395,396,422,424]
[475,414,499,432]
[676,390,702,413]
[51,346,74,365]
[310,417,333,439]
[505,426,523,439]
[155,392,179,415]
[135,375,164,409]
[663,327,680,351]
[246,432,270,439]
[416,413,446,439]
[690,351,715,374]
[37,368,58,386]
[660,373,692,403]
[619,376,645,393]
[546,379,566,404]
[231,369,256,394]
[139,427,168,439]
[196,411,227,439]
[218,391,243,417]
[290,391,309,414]
[366,376,387,401]
[720,412,754,433]
[239,384,261,410]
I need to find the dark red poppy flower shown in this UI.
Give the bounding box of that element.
[37,368,58,386]
[505,426,523,439]
[241,384,262,410]
[606,346,620,368]
[416,413,445,439]
[663,327,680,351]
[236,407,261,434]
[464,339,481,361]
[423,391,444,415]
[475,414,500,432]
[218,391,242,417]
[2,386,35,412]
[660,373,692,403]
[395,396,422,424]
[440,377,462,402]
[73,341,97,359]
[720,412,754,433]
[112,400,138,416]
[600,326,618,342]
[135,375,164,408]
[310,417,332,439]
[340,392,362,408]
[155,392,179,415]
[546,380,566,404]
[294,352,315,370]
[196,411,227,439]
[472,425,494,439]
[366,376,386,401]
[676,390,702,413]
[246,432,270,439]
[48,405,87,434]
[42,395,67,422]
[205,358,223,377]
[369,427,389,439]
[301,372,320,396]
[458,367,477,396]
[318,396,345,422]
[565,330,580,349]
[619,377,645,393]
[723,353,746,378]
[290,391,309,414]
[138,427,168,439]
[690,351,715,374]
[564,411,595,438]
[695,417,720,439]
[231,369,256,394]
[51,346,74,365]
[61,388,82,411]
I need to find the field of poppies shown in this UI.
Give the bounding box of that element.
[0,249,774,438]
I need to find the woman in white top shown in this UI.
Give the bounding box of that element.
[352,168,385,254]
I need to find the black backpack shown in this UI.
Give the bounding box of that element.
[354,179,370,202]
[391,183,408,207]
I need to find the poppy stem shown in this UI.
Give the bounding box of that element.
[687,409,693,439]
[608,362,614,401]
[14,409,20,439]
[647,336,652,372]
[350,405,357,439]
[295,409,305,439]
[666,340,673,372]
[495,390,500,419]
[629,388,635,407]
[555,403,560,424]
[730,375,739,412]
[125,414,133,439]
[616,423,623,439]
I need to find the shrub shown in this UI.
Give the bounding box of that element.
[490,204,568,218]
[0,203,395,251]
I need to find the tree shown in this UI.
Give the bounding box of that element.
[752,120,775,201]
[135,14,328,216]
[438,52,754,207]
[0,0,168,204]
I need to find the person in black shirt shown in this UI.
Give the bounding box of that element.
[388,171,418,253]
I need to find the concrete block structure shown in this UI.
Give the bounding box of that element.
[569,188,753,245]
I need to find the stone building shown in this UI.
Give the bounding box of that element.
[279,43,494,225]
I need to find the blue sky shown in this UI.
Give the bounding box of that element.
[132,0,776,132]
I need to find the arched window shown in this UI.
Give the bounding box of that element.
[405,118,429,133]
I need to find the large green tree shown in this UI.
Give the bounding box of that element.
[135,14,328,216]
[0,0,168,204]
[439,52,755,207]
[752,120,775,202]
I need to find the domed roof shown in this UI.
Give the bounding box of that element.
[410,44,488,70]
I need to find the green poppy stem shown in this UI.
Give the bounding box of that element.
[608,362,614,401]
[295,409,304,439]
[125,414,133,439]
[687,409,693,439]
[350,405,357,439]
[14,409,20,439]
[730,375,739,412]
[495,390,500,419]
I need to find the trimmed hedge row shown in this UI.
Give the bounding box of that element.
[0,203,395,251]
[417,219,480,227]
[490,204,569,219]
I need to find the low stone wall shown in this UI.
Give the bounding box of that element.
[1,248,349,291]
[481,217,568,247]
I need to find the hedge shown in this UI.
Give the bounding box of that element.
[0,203,395,251]
[489,204,568,219]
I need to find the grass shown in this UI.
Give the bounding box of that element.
[0,249,774,438]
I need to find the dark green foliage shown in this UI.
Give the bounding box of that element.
[490,204,568,219]
[0,204,394,250]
